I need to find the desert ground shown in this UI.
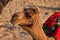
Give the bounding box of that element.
[0,0,60,40]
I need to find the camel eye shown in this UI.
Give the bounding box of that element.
[24,8,32,19]
[25,11,31,19]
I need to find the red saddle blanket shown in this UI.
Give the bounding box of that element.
[44,12,60,40]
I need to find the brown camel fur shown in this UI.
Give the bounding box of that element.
[11,7,55,40]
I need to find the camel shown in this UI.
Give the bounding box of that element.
[11,7,55,40]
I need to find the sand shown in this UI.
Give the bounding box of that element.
[0,0,60,40]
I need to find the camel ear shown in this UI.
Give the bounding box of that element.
[34,7,38,13]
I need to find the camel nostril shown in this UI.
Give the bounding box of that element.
[11,13,19,24]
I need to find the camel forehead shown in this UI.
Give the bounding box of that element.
[24,7,36,13]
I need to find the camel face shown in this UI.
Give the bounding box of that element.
[11,7,38,27]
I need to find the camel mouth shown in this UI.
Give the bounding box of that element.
[18,21,33,27]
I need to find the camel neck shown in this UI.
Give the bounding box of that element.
[29,14,47,40]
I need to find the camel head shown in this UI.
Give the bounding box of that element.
[11,7,39,27]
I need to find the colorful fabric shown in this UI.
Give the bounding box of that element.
[43,12,60,40]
